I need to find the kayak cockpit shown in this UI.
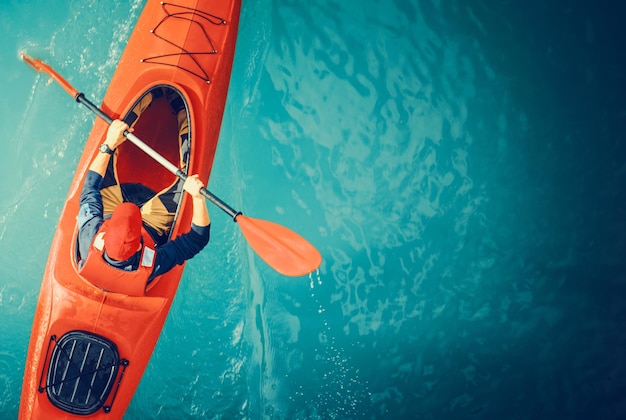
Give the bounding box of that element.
[115,85,191,245]
[73,85,191,295]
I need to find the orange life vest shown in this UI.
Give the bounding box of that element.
[79,219,156,296]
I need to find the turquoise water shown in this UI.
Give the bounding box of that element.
[1,0,625,418]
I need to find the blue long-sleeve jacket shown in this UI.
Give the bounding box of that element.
[77,170,210,283]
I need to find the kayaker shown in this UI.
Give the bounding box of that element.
[76,119,210,292]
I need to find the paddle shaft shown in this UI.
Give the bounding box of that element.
[75,93,241,220]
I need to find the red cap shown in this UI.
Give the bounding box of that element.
[104,202,142,261]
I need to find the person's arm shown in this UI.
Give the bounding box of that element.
[77,171,106,262]
[148,175,211,281]
[77,120,130,262]
[89,119,129,177]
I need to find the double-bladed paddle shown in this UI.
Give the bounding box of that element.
[22,53,322,277]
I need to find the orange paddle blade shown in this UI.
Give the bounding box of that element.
[21,53,80,98]
[236,215,322,277]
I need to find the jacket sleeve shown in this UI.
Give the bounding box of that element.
[77,171,105,262]
[149,223,210,281]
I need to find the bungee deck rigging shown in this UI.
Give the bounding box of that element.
[141,2,228,83]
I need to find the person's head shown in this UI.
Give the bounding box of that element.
[104,202,142,261]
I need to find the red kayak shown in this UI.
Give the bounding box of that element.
[19,0,241,417]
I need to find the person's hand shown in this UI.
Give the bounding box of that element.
[184,175,210,226]
[183,174,205,199]
[105,120,130,149]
